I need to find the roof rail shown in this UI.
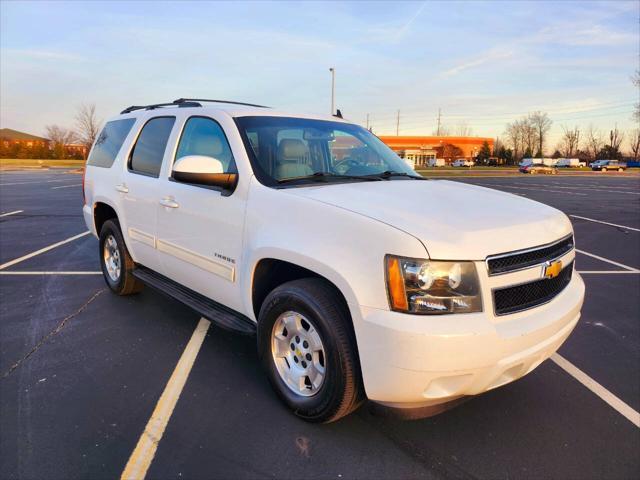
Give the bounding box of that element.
[120,100,202,115]
[173,98,270,108]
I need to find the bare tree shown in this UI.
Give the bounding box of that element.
[45,125,78,159]
[585,124,604,160]
[505,120,523,161]
[609,125,624,150]
[529,111,552,157]
[75,103,102,157]
[629,128,640,160]
[455,122,473,137]
[522,116,537,154]
[560,125,580,157]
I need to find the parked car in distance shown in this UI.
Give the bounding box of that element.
[83,98,584,422]
[556,158,586,168]
[427,158,446,167]
[519,163,558,174]
[452,159,474,167]
[520,157,558,167]
[591,160,627,171]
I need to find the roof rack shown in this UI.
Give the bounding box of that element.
[120,98,269,115]
[173,98,270,108]
[120,100,202,114]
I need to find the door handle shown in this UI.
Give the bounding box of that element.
[115,183,129,193]
[159,197,179,209]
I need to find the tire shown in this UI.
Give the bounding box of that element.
[99,219,143,295]
[257,278,364,423]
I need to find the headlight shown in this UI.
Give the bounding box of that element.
[385,255,482,314]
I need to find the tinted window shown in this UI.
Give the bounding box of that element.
[87,118,135,168]
[175,117,236,173]
[129,117,175,177]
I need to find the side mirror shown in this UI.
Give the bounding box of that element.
[172,155,237,191]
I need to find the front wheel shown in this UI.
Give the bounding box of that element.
[257,278,364,423]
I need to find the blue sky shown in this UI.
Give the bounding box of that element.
[1,1,638,148]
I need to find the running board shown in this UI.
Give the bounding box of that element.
[133,266,256,335]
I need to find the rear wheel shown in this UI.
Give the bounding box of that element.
[257,278,364,423]
[99,219,143,295]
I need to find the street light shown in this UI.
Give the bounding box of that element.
[329,67,335,115]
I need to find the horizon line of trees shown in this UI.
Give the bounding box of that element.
[492,118,640,165]
[0,103,102,160]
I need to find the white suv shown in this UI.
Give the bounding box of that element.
[82,98,585,422]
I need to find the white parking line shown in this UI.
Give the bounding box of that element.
[0,179,72,186]
[551,354,640,428]
[496,185,587,196]
[577,271,640,274]
[0,231,90,270]
[51,184,82,189]
[0,271,101,275]
[121,317,211,480]
[575,249,639,272]
[570,215,640,233]
[544,185,640,195]
[0,210,23,217]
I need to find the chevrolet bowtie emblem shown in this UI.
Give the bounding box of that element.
[543,260,562,279]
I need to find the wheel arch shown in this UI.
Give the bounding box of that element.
[93,201,118,235]
[250,256,355,324]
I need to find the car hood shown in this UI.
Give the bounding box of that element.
[285,179,572,260]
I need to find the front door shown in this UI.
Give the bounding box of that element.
[156,115,246,312]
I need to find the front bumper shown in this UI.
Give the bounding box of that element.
[354,272,585,407]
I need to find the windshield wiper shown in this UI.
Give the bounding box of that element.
[365,170,427,180]
[277,172,383,185]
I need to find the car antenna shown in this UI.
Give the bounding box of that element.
[334,109,343,119]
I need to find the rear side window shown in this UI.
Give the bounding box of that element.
[129,117,176,177]
[87,118,136,168]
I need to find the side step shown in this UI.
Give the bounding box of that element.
[133,266,256,335]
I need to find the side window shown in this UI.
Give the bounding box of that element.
[174,117,236,173]
[129,117,176,177]
[87,118,135,168]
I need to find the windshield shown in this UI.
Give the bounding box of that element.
[235,116,419,186]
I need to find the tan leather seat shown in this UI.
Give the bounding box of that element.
[276,139,313,179]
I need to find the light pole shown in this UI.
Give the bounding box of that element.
[329,67,335,115]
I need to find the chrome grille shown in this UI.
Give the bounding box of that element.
[486,235,574,276]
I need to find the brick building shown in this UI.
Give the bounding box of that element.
[378,135,494,166]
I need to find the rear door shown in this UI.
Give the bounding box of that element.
[121,115,176,269]
[155,114,247,311]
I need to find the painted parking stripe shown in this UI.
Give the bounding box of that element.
[121,317,211,480]
[0,210,23,217]
[51,184,82,189]
[493,184,587,196]
[577,270,640,274]
[0,231,90,270]
[575,249,639,272]
[570,215,640,233]
[551,354,640,428]
[0,271,101,275]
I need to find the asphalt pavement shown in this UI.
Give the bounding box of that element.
[0,168,638,479]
